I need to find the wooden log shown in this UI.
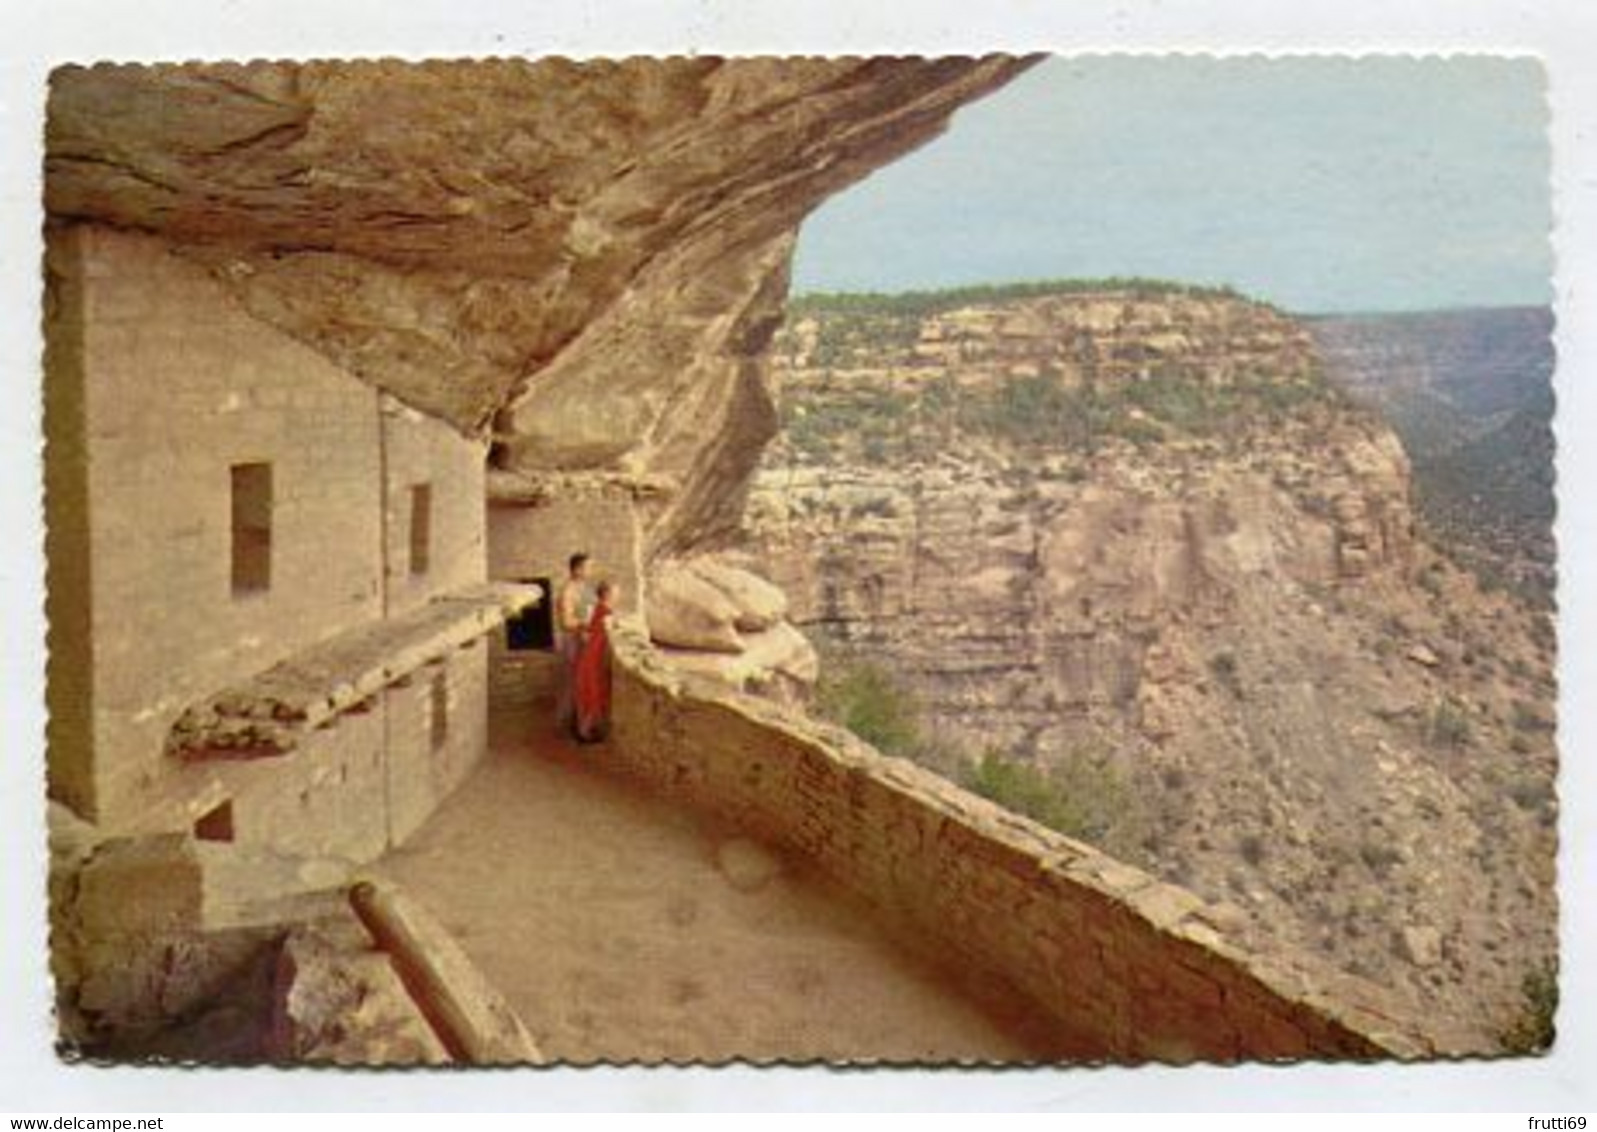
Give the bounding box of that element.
[348,879,543,1065]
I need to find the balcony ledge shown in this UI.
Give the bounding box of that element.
[167,582,541,761]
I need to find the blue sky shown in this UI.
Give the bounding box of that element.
[792,56,1552,313]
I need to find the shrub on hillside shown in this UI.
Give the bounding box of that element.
[1358,840,1404,879]
[962,748,1140,852]
[1427,696,1474,749]
[1121,375,1227,433]
[814,656,1148,860]
[1208,650,1242,698]
[814,658,924,759]
[789,277,1252,319]
[1512,699,1552,733]
[960,374,1087,448]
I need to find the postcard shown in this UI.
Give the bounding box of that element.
[35,52,1560,1073]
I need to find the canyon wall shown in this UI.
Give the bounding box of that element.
[743,287,1558,1045]
[1310,308,1557,605]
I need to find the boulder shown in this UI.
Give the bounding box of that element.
[269,921,450,1066]
[752,621,821,685]
[1399,924,1443,968]
[647,560,746,654]
[1406,643,1442,669]
[688,558,790,632]
[658,621,819,693]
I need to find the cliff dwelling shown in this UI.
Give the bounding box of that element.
[42,55,1540,1066]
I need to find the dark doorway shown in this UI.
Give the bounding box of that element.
[506,576,555,651]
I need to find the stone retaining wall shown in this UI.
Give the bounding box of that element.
[606,618,1456,1062]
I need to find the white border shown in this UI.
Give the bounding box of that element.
[3,0,1593,1113]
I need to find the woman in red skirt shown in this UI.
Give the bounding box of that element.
[574,579,618,744]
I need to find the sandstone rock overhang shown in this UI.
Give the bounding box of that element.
[46,56,1039,436]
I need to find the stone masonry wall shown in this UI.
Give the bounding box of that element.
[606,619,1454,1062]
[43,225,97,817]
[379,393,492,843]
[47,225,493,860]
[221,707,389,865]
[49,224,506,1048]
[58,225,384,830]
[386,643,490,846]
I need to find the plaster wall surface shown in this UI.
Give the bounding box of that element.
[605,620,1452,1062]
[224,707,389,864]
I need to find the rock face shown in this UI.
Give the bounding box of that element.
[47,56,1036,559]
[742,286,1558,1041]
[269,921,450,1066]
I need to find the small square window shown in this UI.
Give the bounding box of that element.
[429,671,448,752]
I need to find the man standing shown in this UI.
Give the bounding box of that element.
[554,552,592,738]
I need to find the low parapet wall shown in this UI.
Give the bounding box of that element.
[606,618,1458,1063]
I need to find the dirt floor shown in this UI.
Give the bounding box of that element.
[372,712,1045,1064]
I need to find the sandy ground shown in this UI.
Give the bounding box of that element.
[373,712,1045,1064]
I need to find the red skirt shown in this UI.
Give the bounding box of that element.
[574,609,611,737]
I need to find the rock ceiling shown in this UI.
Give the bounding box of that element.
[47,57,1034,428]
[46,55,1037,554]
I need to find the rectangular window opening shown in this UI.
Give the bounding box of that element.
[409,483,433,576]
[231,462,272,595]
[194,800,235,843]
[505,575,555,651]
[429,671,449,752]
